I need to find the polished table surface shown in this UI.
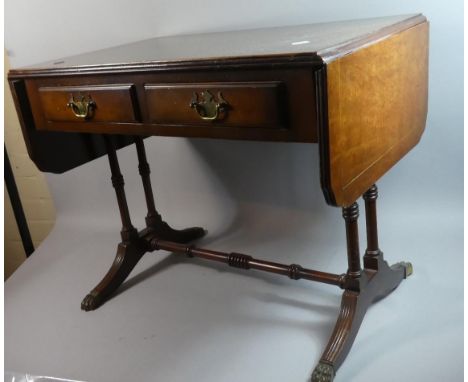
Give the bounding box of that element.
[24,14,416,67]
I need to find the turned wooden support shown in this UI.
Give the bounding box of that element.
[104,136,138,242]
[363,185,380,254]
[342,203,361,279]
[363,184,381,270]
[134,136,163,227]
[313,194,413,381]
[81,136,206,312]
[150,238,346,287]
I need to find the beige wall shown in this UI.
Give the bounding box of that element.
[4,53,56,280]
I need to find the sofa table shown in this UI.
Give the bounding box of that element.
[8,14,428,381]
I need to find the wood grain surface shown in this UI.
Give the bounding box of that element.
[145,82,285,129]
[24,67,318,143]
[321,20,429,206]
[8,15,429,208]
[39,84,139,123]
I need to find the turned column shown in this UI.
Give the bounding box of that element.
[104,135,138,242]
[134,136,163,227]
[363,184,381,270]
[342,202,361,279]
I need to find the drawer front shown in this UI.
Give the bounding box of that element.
[144,82,286,129]
[24,66,318,142]
[38,84,139,123]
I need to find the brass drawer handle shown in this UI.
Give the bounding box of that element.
[67,94,96,119]
[190,90,228,121]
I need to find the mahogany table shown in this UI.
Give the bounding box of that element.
[8,14,428,381]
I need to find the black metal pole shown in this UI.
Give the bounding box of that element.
[4,145,34,257]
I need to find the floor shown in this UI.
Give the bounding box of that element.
[5,138,463,382]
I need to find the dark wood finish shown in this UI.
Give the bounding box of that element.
[312,255,412,381]
[22,67,318,143]
[134,136,162,227]
[81,136,139,311]
[105,136,139,242]
[8,79,136,174]
[145,81,286,129]
[8,15,428,208]
[81,164,412,381]
[312,184,412,381]
[38,84,139,123]
[134,135,206,242]
[363,185,381,270]
[342,203,361,280]
[6,14,421,77]
[7,15,427,381]
[82,137,206,311]
[81,237,147,311]
[149,238,346,287]
[9,54,323,77]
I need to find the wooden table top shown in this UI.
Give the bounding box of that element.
[12,14,421,74]
[8,14,429,207]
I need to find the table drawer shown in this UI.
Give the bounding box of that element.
[38,84,139,123]
[24,67,318,142]
[144,82,286,129]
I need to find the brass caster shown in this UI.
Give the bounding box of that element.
[311,362,335,382]
[398,261,413,278]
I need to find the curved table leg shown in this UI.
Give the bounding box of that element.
[81,240,146,311]
[81,136,206,311]
[312,184,413,382]
[81,223,206,312]
[312,184,412,381]
[311,258,412,381]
